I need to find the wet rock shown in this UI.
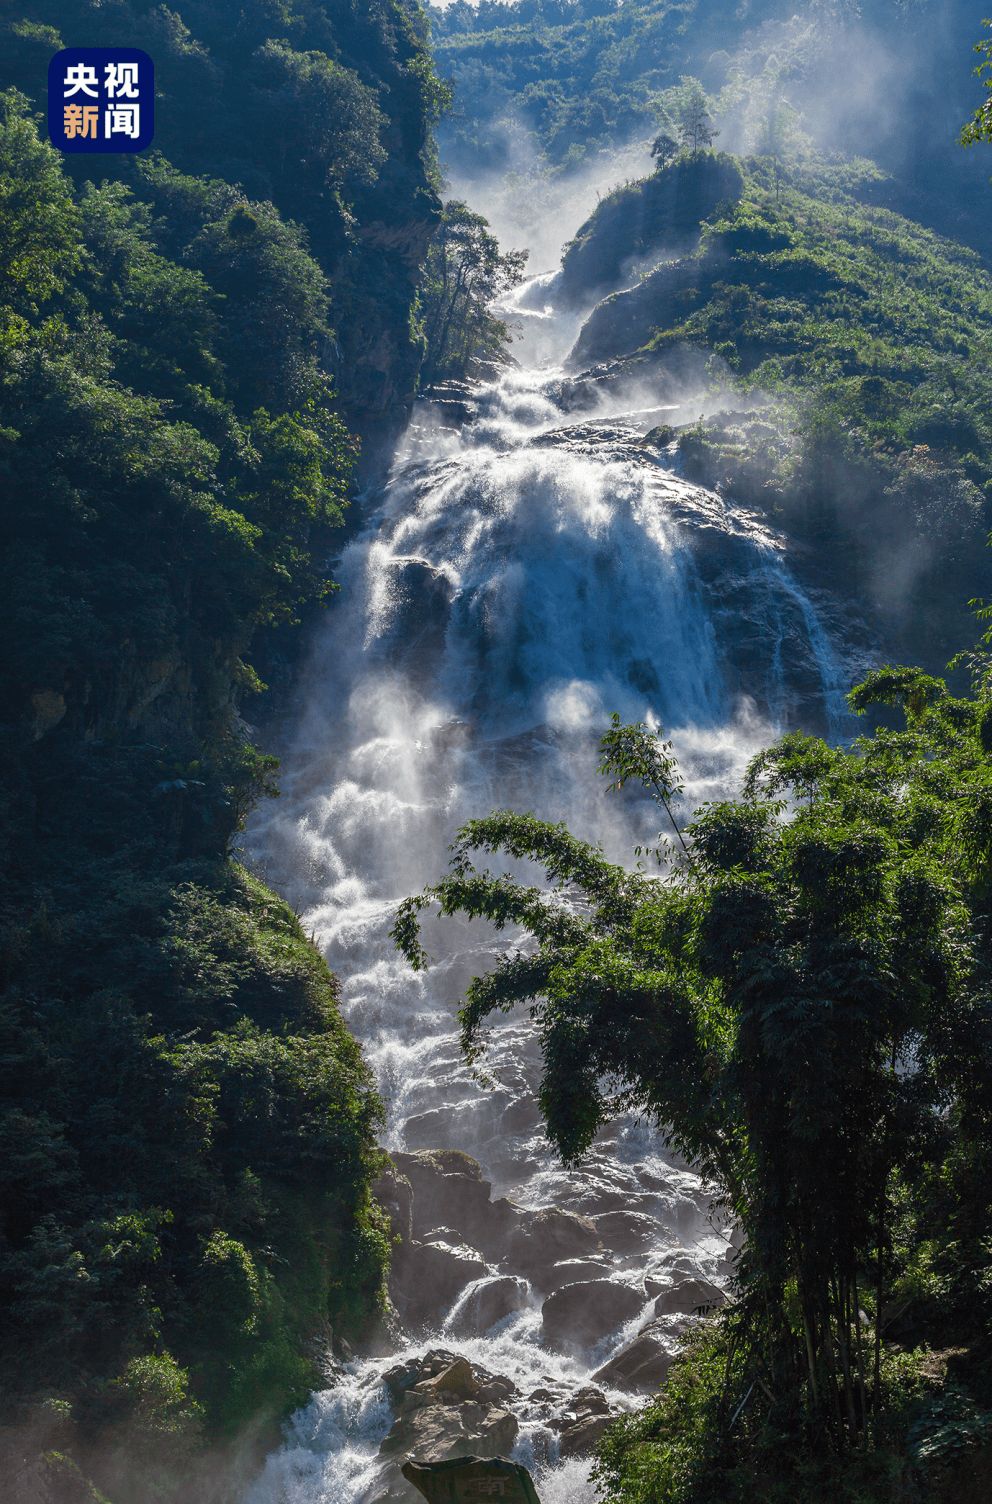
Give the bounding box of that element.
[504,1208,604,1281]
[592,1330,675,1393]
[572,1384,611,1415]
[382,1357,423,1406]
[447,1275,531,1336]
[391,1150,522,1260]
[380,1398,518,1459]
[477,1375,519,1404]
[388,560,454,666]
[558,1413,614,1457]
[499,1095,543,1135]
[591,1210,663,1254]
[541,1280,644,1347]
[391,1239,488,1323]
[653,1278,727,1317]
[413,1356,479,1403]
[543,1258,612,1291]
[422,1227,464,1245]
[363,1353,521,1504]
[556,1387,616,1458]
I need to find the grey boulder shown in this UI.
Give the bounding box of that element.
[447,1275,531,1336]
[541,1280,645,1346]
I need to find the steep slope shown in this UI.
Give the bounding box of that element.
[563,152,992,664]
[0,7,449,1491]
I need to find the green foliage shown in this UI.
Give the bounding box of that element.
[0,0,447,417]
[0,24,393,1491]
[0,89,79,317]
[393,675,992,1491]
[959,18,992,151]
[431,0,687,173]
[419,200,527,385]
[558,151,744,303]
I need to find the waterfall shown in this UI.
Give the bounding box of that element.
[242,290,859,1502]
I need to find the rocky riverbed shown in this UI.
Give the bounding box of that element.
[314,1146,738,1501]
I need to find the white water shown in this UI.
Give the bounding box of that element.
[241,278,858,1502]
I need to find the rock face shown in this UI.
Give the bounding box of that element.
[541,1280,645,1346]
[654,1278,728,1317]
[504,1209,604,1283]
[390,1150,522,1260]
[557,1386,615,1459]
[592,1330,675,1393]
[591,1210,663,1255]
[391,1239,489,1325]
[543,1258,613,1291]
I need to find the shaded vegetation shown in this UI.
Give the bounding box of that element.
[0,2,450,1488]
[394,676,992,1501]
[431,0,685,175]
[3,0,450,421]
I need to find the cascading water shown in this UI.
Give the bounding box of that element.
[241,277,860,1503]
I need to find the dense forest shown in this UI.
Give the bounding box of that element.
[2,0,992,1501]
[0,2,450,1499]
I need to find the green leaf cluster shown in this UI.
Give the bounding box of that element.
[418,200,528,385]
[0,12,412,1484]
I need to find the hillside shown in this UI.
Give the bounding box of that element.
[431,0,992,261]
[559,150,992,665]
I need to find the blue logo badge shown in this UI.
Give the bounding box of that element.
[49,48,154,153]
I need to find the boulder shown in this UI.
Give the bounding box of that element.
[504,1208,604,1282]
[402,1458,539,1504]
[592,1331,674,1393]
[558,1412,613,1458]
[543,1258,612,1291]
[391,1151,522,1259]
[362,1399,519,1504]
[379,1399,518,1460]
[447,1275,531,1336]
[392,1240,488,1323]
[556,1391,615,1458]
[572,1384,611,1415]
[591,1210,663,1255]
[416,1356,480,1403]
[541,1280,644,1347]
[653,1278,727,1317]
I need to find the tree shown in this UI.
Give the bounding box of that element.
[959,18,992,149]
[0,90,79,318]
[418,201,527,388]
[393,680,992,1469]
[650,131,679,167]
[674,78,718,154]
